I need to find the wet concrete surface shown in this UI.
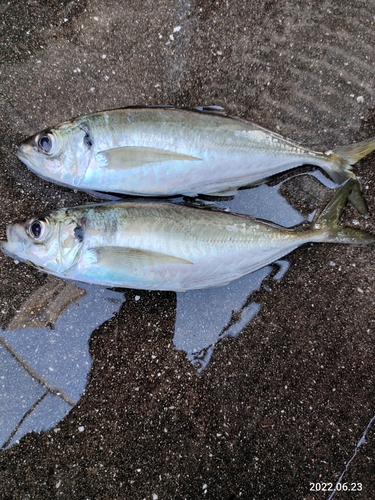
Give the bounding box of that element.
[1,0,375,498]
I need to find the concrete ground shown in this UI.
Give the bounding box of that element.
[1,0,375,498]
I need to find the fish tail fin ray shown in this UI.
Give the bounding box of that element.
[322,137,375,216]
[326,137,375,184]
[314,179,375,245]
[333,136,375,166]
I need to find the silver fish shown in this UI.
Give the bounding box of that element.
[1,180,374,292]
[17,107,375,210]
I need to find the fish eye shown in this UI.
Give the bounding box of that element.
[28,218,48,240]
[37,133,54,154]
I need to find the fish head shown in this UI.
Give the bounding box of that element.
[17,121,93,188]
[1,209,84,277]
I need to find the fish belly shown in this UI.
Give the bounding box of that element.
[79,109,327,196]
[82,150,323,197]
[70,242,302,291]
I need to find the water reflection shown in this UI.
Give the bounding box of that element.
[0,283,124,448]
[174,268,269,370]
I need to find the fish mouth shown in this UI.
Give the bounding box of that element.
[16,146,36,173]
[0,240,22,261]
[16,145,28,161]
[0,240,8,253]
[0,224,28,262]
[17,142,56,182]
[16,142,37,170]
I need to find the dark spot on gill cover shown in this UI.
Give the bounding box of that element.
[84,132,93,148]
[74,226,84,242]
[79,123,94,148]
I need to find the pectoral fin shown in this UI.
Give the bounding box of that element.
[96,147,202,170]
[91,246,193,269]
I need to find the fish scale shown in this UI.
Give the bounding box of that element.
[1,180,374,291]
[16,107,375,214]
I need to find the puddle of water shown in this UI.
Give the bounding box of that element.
[0,284,124,448]
[174,268,269,371]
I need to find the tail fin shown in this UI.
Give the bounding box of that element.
[328,137,375,182]
[325,137,375,216]
[333,136,375,166]
[314,179,375,245]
